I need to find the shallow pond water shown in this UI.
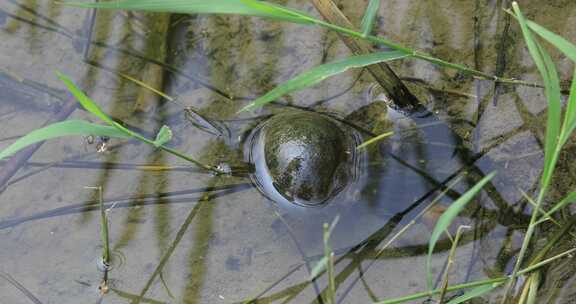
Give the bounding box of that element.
[0,1,575,303]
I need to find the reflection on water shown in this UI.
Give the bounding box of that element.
[0,0,575,303]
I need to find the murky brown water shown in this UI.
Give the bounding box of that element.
[0,1,575,303]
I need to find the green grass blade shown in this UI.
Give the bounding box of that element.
[512,3,561,192]
[526,20,576,63]
[540,191,576,220]
[0,120,129,160]
[54,72,221,172]
[56,72,155,143]
[512,4,549,87]
[239,0,315,24]
[63,0,311,24]
[560,68,576,147]
[56,71,115,125]
[360,0,381,37]
[153,125,173,147]
[537,42,562,190]
[446,283,503,304]
[426,172,496,289]
[238,51,409,112]
[356,131,393,150]
[308,256,328,281]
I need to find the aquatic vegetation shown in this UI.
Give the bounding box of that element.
[0,0,575,303]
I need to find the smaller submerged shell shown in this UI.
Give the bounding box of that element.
[247,111,359,207]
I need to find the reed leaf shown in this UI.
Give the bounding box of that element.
[426,172,496,289]
[239,0,315,24]
[56,72,169,145]
[57,72,218,172]
[238,51,409,112]
[559,68,576,147]
[446,283,502,304]
[0,120,129,160]
[512,3,561,193]
[153,125,173,147]
[63,0,312,24]
[56,71,114,125]
[308,256,328,281]
[360,0,381,37]
[526,20,576,63]
[539,190,576,221]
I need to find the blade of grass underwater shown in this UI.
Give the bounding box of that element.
[526,20,576,63]
[238,51,409,112]
[63,0,311,24]
[0,120,130,160]
[360,0,381,37]
[446,283,503,304]
[426,172,496,290]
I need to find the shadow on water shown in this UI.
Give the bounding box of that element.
[1,0,576,303]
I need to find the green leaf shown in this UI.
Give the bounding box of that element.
[63,0,312,24]
[426,172,496,289]
[356,131,394,150]
[308,256,328,281]
[0,120,130,160]
[446,283,502,304]
[239,0,314,24]
[153,125,173,147]
[238,51,410,112]
[56,71,147,142]
[537,42,562,190]
[360,0,381,37]
[512,3,561,193]
[559,68,576,147]
[56,71,115,126]
[526,20,576,63]
[526,273,541,304]
[540,190,576,220]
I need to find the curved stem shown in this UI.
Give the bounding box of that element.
[309,17,535,86]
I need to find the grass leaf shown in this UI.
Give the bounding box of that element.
[55,72,215,172]
[153,125,173,147]
[512,3,561,193]
[537,42,562,190]
[356,131,393,150]
[63,0,312,24]
[446,283,502,304]
[360,0,381,37]
[239,0,314,24]
[308,256,328,281]
[426,172,496,289]
[56,72,147,142]
[560,68,576,147]
[0,120,129,160]
[526,20,576,63]
[238,51,409,112]
[56,71,115,125]
[540,190,576,220]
